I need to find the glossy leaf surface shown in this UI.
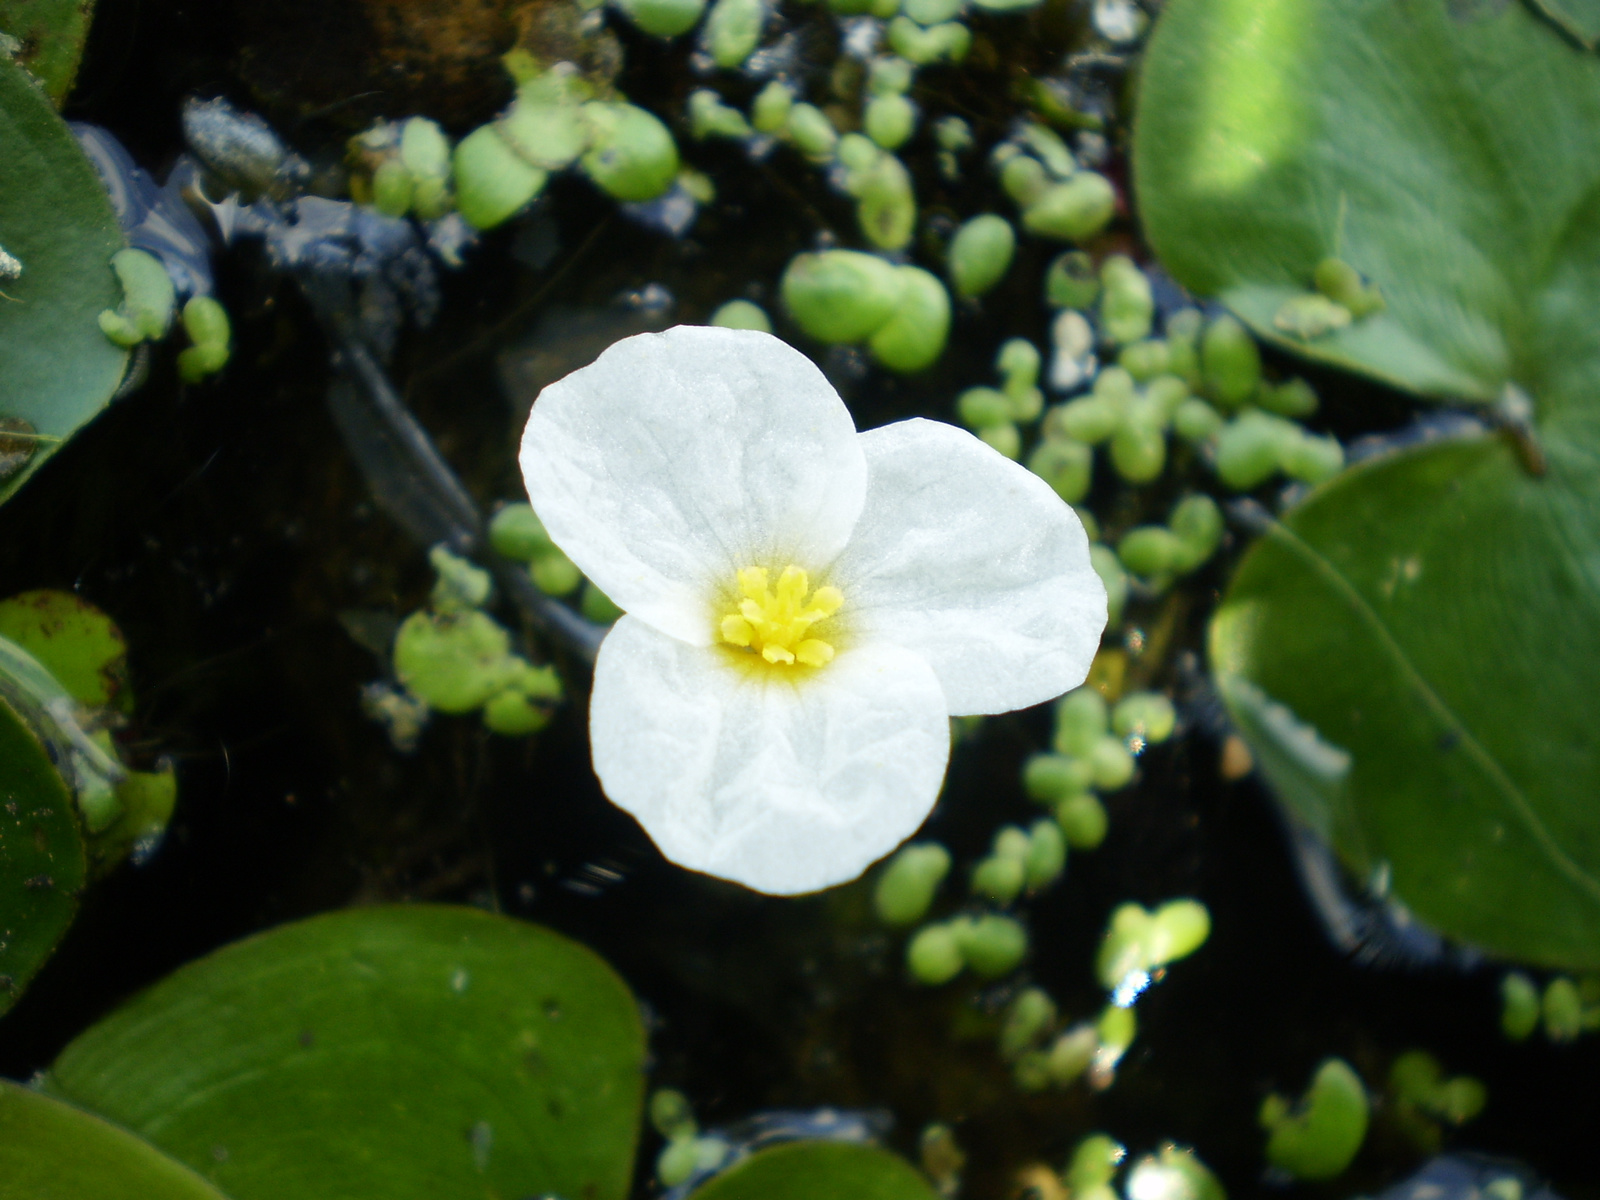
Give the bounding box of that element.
[0,57,126,506]
[48,905,647,1200]
[688,1142,942,1200]
[1140,0,1600,965]
[1525,0,1600,49]
[0,653,84,1017]
[0,0,97,103]
[0,1078,231,1200]
[1137,0,1600,403]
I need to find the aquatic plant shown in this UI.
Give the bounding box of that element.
[518,325,1106,892]
[3,0,1599,1192]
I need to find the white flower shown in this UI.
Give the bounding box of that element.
[520,325,1106,895]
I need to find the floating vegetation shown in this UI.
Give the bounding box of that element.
[1,0,1597,1195]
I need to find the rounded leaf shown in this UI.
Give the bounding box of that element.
[0,58,127,505]
[0,684,85,1018]
[1211,431,1600,967]
[46,905,647,1200]
[0,590,129,711]
[687,1141,940,1200]
[581,103,679,202]
[781,250,905,344]
[0,1079,230,1200]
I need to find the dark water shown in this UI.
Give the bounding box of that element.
[2,1,1597,1198]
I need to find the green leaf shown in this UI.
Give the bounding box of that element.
[0,1078,233,1200]
[0,0,97,103]
[1524,0,1600,50]
[1135,0,1600,405]
[687,1142,942,1200]
[1140,0,1600,967]
[0,668,85,1019]
[0,56,127,507]
[0,590,131,712]
[1210,435,1600,969]
[45,905,647,1200]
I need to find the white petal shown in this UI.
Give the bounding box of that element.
[520,326,868,644]
[589,615,951,895]
[830,418,1106,716]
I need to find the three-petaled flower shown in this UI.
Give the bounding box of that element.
[520,325,1106,894]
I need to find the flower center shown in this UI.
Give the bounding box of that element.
[719,565,843,667]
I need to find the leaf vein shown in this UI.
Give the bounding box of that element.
[1262,516,1600,909]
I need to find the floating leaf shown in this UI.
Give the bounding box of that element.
[0,0,97,103]
[0,589,131,712]
[1524,0,1600,49]
[0,56,127,507]
[46,905,646,1200]
[0,643,86,1018]
[1210,438,1600,968]
[1139,0,1600,966]
[688,1142,942,1200]
[0,1078,233,1200]
[1136,0,1600,403]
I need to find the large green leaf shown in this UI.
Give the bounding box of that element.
[46,905,646,1200]
[1210,432,1600,968]
[0,56,126,506]
[1138,0,1600,966]
[1136,0,1600,404]
[0,1078,232,1200]
[0,673,84,1018]
[688,1142,942,1200]
[0,0,98,103]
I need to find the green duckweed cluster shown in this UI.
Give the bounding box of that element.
[1273,256,1386,342]
[1095,899,1210,995]
[1500,970,1600,1043]
[1386,1049,1486,1155]
[781,249,949,373]
[1032,276,1343,505]
[491,502,623,622]
[175,296,231,382]
[905,911,1030,984]
[995,123,1116,244]
[1030,1137,1225,1200]
[875,679,1193,1049]
[387,544,564,739]
[647,1089,731,1188]
[946,213,1016,299]
[1255,1048,1485,1181]
[874,800,1212,1097]
[97,248,174,347]
[347,116,455,221]
[999,988,1121,1093]
[339,52,690,241]
[98,250,231,382]
[1023,686,1177,838]
[1114,494,1222,591]
[447,59,682,230]
[1259,1058,1369,1182]
[956,337,1044,460]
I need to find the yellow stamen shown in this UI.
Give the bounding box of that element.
[719,565,842,668]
